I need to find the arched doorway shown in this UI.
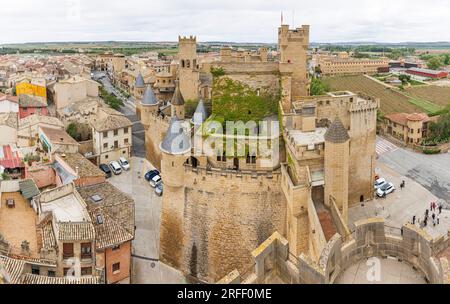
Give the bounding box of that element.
[233,158,239,171]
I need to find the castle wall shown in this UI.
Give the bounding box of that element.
[163,167,287,282]
[212,62,280,95]
[144,115,169,170]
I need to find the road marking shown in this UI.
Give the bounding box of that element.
[376,138,399,156]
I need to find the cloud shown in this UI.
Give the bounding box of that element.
[1,0,449,44]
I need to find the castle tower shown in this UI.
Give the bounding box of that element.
[259,47,269,62]
[141,85,159,129]
[159,117,191,269]
[324,117,350,223]
[278,24,310,105]
[134,72,145,119]
[171,81,186,119]
[178,36,200,101]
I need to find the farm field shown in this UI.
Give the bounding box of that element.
[405,86,450,108]
[323,75,447,115]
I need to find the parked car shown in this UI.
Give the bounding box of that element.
[374,178,387,190]
[377,182,395,197]
[119,157,130,171]
[155,183,163,197]
[109,161,122,175]
[99,164,112,178]
[150,175,162,188]
[145,170,160,182]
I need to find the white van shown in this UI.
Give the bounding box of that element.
[109,161,122,175]
[150,175,162,188]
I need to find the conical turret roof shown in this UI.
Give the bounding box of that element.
[171,81,185,106]
[192,100,208,126]
[324,117,350,144]
[142,86,158,105]
[160,116,191,154]
[135,73,145,88]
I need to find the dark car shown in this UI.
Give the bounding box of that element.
[145,170,160,182]
[99,164,112,178]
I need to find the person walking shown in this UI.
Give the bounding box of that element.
[413,215,416,225]
[439,204,443,214]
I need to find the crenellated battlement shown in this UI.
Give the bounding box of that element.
[179,35,197,43]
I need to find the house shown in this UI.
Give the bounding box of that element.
[38,126,79,156]
[0,145,25,179]
[406,68,448,79]
[77,182,135,284]
[52,76,100,110]
[0,113,18,146]
[90,107,132,164]
[18,94,49,119]
[0,93,19,113]
[18,114,64,148]
[0,180,100,284]
[381,112,436,145]
[53,153,106,187]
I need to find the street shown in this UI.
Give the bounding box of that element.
[93,71,146,158]
[377,137,450,204]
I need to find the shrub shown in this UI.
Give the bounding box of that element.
[423,148,441,155]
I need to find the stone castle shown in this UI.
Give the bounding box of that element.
[138,24,380,282]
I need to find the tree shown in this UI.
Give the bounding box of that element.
[442,54,450,66]
[310,77,330,96]
[66,122,82,142]
[427,56,444,70]
[398,74,411,85]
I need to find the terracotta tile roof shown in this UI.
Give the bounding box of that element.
[18,94,47,108]
[19,114,64,130]
[0,145,24,169]
[77,182,135,245]
[0,113,18,129]
[0,255,25,284]
[90,108,132,132]
[385,112,430,126]
[56,153,105,178]
[90,212,133,250]
[40,126,79,146]
[0,93,19,103]
[20,273,100,284]
[56,222,95,241]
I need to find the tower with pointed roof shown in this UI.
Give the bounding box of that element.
[171,80,186,119]
[324,117,350,223]
[134,72,146,119]
[140,85,159,129]
[159,117,192,268]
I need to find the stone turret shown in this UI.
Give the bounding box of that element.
[141,85,159,129]
[324,117,350,223]
[171,81,186,119]
[191,99,208,126]
[159,117,191,269]
[134,72,146,119]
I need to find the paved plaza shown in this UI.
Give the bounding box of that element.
[108,157,185,284]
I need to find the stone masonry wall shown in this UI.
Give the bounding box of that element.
[179,168,287,282]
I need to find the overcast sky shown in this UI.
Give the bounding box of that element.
[1,0,449,44]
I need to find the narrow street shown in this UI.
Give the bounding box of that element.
[93,71,184,283]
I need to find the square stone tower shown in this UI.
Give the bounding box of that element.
[278,25,310,101]
[178,36,200,101]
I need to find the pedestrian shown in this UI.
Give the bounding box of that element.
[401,227,404,236]
[424,219,428,227]
[430,202,433,210]
[413,215,416,225]
[437,216,440,225]
[439,205,443,214]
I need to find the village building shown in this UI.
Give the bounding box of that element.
[90,107,133,164]
[381,112,436,145]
